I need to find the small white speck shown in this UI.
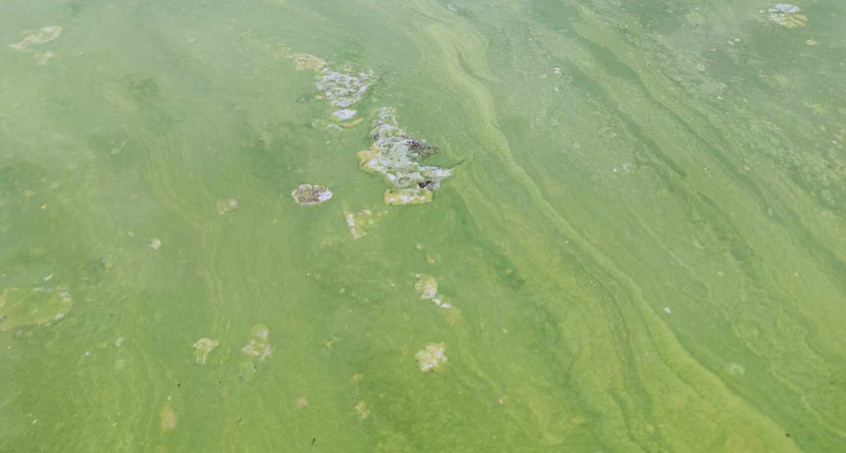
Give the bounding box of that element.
[43,274,53,281]
[664,307,672,314]
[85,351,91,356]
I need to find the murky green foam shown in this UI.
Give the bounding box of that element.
[1,0,845,451]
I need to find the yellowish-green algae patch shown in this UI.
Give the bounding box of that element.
[0,287,72,332]
[241,323,272,361]
[192,338,219,364]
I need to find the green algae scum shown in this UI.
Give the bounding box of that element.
[2,0,845,451]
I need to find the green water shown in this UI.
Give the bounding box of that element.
[2,0,845,451]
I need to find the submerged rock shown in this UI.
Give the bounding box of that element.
[0,287,72,332]
[291,184,333,206]
[9,26,62,52]
[193,338,219,364]
[358,108,451,205]
[415,342,447,372]
[242,323,273,361]
[767,4,807,28]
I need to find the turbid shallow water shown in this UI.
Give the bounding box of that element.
[2,0,845,451]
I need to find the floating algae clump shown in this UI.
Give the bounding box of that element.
[0,287,72,332]
[242,323,273,360]
[357,108,451,205]
[767,4,807,28]
[415,274,452,308]
[415,342,447,372]
[9,26,62,52]
[316,69,375,109]
[291,184,333,206]
[280,47,374,121]
[192,338,219,364]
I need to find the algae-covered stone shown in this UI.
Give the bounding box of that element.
[10,26,62,52]
[192,338,219,364]
[359,108,451,205]
[0,287,72,332]
[291,184,333,206]
[242,323,273,361]
[216,198,238,214]
[415,342,447,372]
[384,188,433,206]
[767,4,807,28]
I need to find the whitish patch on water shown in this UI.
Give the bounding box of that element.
[415,274,452,308]
[242,324,273,361]
[291,184,333,206]
[216,198,238,214]
[357,108,451,205]
[0,288,72,332]
[193,338,219,364]
[766,4,807,28]
[415,342,447,372]
[9,26,62,52]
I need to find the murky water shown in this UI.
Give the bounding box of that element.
[2,0,845,451]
